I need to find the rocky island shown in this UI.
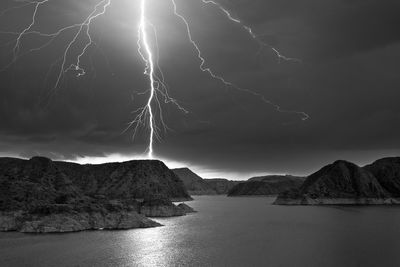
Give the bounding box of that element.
[274,158,400,205]
[0,157,195,233]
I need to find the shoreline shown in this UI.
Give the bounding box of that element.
[273,197,400,205]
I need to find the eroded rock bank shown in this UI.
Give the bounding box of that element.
[0,197,197,233]
[0,211,160,233]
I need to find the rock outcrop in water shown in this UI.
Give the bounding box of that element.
[228,175,304,196]
[0,157,194,233]
[177,203,196,213]
[274,159,400,205]
[140,197,186,217]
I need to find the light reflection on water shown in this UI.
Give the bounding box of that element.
[1,196,400,267]
[126,223,182,266]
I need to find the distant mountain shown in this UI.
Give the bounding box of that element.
[228,175,304,197]
[0,157,193,233]
[172,168,242,195]
[173,168,217,195]
[274,160,398,205]
[204,179,241,194]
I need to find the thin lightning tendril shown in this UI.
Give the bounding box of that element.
[201,0,301,63]
[12,0,50,62]
[55,0,111,90]
[171,0,309,121]
[0,0,309,159]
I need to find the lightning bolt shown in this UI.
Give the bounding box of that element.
[2,0,188,158]
[136,0,156,158]
[125,0,189,159]
[171,0,309,121]
[0,0,309,160]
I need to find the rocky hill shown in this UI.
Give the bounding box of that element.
[0,157,193,233]
[228,175,304,196]
[274,160,399,205]
[364,157,400,197]
[173,168,217,195]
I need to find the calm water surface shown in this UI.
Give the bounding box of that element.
[1,196,400,267]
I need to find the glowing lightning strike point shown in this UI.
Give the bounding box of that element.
[171,0,309,121]
[138,0,156,159]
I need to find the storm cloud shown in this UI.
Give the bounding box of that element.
[0,0,399,178]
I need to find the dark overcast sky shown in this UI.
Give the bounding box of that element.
[0,0,399,179]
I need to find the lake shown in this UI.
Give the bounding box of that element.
[1,196,400,266]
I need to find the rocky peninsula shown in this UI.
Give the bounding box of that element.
[0,157,195,233]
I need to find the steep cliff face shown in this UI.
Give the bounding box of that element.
[274,160,394,205]
[364,157,400,197]
[228,176,304,196]
[173,168,217,195]
[0,157,193,232]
